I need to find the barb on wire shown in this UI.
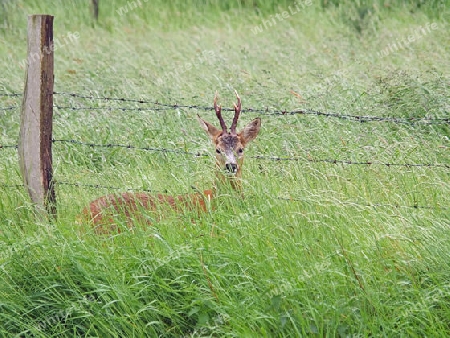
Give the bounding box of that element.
[0,106,18,112]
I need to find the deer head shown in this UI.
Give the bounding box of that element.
[197,91,261,190]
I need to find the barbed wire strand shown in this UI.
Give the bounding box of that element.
[0,183,24,188]
[0,181,164,194]
[0,181,445,211]
[1,91,449,124]
[56,181,164,194]
[0,93,21,97]
[252,155,450,169]
[0,106,18,112]
[277,196,449,211]
[52,139,208,157]
[51,92,450,124]
[52,139,450,169]
[54,105,173,112]
[2,140,448,169]
[0,144,18,149]
[52,104,450,124]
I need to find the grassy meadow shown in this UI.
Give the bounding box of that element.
[0,0,449,336]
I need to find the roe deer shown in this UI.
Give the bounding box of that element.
[81,91,261,234]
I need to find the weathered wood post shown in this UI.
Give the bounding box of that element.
[18,15,56,218]
[92,0,99,21]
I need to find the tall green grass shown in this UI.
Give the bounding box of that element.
[1,0,449,336]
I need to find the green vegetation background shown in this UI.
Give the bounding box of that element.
[0,0,449,336]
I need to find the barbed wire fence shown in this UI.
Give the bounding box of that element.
[1,90,449,211]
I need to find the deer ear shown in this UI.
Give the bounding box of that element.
[239,118,261,145]
[197,115,222,141]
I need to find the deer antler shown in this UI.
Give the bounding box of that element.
[230,90,241,134]
[214,91,227,133]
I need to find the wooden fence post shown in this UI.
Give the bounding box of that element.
[92,0,99,21]
[18,15,56,218]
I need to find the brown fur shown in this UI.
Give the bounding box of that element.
[83,190,214,234]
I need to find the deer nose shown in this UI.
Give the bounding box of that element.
[225,163,238,173]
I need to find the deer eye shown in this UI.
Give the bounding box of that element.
[216,149,222,154]
[237,148,244,154]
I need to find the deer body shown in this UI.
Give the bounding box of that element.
[83,190,214,234]
[81,92,261,233]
